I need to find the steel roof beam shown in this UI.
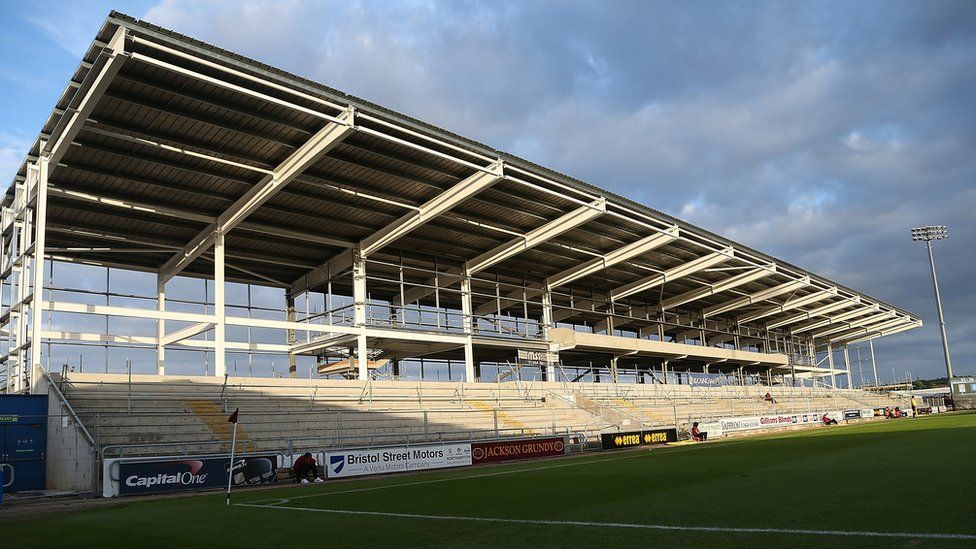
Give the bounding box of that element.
[826,317,908,344]
[44,27,128,169]
[610,246,735,302]
[765,298,856,330]
[159,108,356,282]
[469,228,678,316]
[737,288,838,324]
[50,172,357,249]
[290,162,503,294]
[812,312,896,340]
[790,303,877,334]
[842,321,922,345]
[659,264,774,311]
[546,226,679,290]
[361,161,503,257]
[465,198,606,275]
[703,277,810,319]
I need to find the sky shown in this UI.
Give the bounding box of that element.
[0,0,973,382]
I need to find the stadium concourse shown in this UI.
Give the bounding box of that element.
[0,13,921,497]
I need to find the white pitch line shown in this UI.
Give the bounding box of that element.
[246,441,740,506]
[235,504,976,541]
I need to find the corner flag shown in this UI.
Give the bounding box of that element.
[228,408,239,424]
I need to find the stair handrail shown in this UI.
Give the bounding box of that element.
[42,370,95,449]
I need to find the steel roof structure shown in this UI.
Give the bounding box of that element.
[1,13,921,393]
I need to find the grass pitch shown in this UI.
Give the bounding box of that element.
[7,412,976,548]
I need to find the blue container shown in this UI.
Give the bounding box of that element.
[0,395,48,492]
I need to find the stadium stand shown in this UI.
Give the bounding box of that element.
[0,13,919,495]
[55,371,901,460]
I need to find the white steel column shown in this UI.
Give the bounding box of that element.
[213,232,226,377]
[286,295,297,378]
[843,346,852,389]
[156,277,166,375]
[542,287,555,381]
[461,273,475,382]
[352,251,368,380]
[10,169,31,392]
[827,344,836,388]
[869,340,879,386]
[28,156,49,390]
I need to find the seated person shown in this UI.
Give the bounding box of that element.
[763,392,776,404]
[821,413,838,426]
[292,452,324,484]
[690,422,708,442]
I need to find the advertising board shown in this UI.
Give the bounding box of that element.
[108,454,277,497]
[701,410,844,438]
[601,428,677,450]
[325,443,471,479]
[471,437,566,464]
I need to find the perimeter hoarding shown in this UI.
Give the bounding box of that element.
[698,411,844,439]
[601,428,677,450]
[325,443,471,479]
[471,437,566,464]
[105,454,278,497]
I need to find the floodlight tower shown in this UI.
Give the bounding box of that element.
[910,225,953,384]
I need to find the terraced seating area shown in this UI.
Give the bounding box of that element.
[56,372,904,459]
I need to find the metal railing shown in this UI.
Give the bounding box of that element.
[100,439,257,461]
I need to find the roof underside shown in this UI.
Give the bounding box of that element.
[5,12,921,346]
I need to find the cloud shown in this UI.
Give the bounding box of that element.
[123,0,976,379]
[0,132,30,182]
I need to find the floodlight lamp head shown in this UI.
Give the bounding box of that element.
[910,225,948,242]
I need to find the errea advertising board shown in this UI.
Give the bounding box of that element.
[325,443,472,479]
[600,428,677,450]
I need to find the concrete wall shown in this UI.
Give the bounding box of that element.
[37,375,96,493]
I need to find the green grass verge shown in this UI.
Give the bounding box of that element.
[6,412,976,548]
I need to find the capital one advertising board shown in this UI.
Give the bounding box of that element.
[326,443,471,479]
[111,454,277,496]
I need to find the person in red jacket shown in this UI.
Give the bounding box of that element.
[292,452,323,484]
[821,413,838,426]
[691,422,708,442]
